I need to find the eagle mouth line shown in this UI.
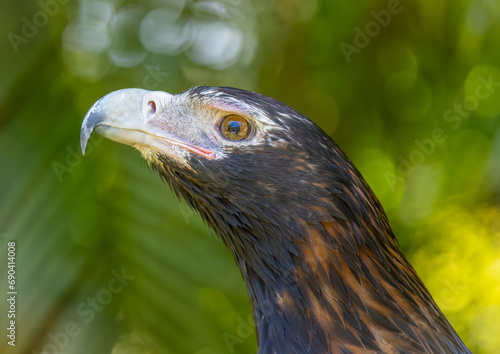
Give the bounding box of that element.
[96,125,216,160]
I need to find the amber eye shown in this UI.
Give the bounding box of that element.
[219,115,251,141]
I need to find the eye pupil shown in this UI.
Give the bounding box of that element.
[220,115,251,140]
[228,121,241,135]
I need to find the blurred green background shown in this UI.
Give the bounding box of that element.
[1,0,500,353]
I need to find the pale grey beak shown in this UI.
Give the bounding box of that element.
[80,89,172,154]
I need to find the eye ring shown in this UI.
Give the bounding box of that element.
[218,115,252,141]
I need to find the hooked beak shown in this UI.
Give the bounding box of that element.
[80,88,215,159]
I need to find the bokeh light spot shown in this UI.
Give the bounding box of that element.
[464,64,500,117]
[108,6,148,68]
[385,75,432,122]
[140,8,190,54]
[377,41,418,79]
[187,21,244,69]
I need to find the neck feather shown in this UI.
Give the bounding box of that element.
[156,152,469,353]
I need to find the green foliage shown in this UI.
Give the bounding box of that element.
[1,0,499,353]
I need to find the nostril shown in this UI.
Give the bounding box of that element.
[143,91,172,119]
[148,100,157,114]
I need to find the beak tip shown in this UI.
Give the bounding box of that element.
[80,110,96,157]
